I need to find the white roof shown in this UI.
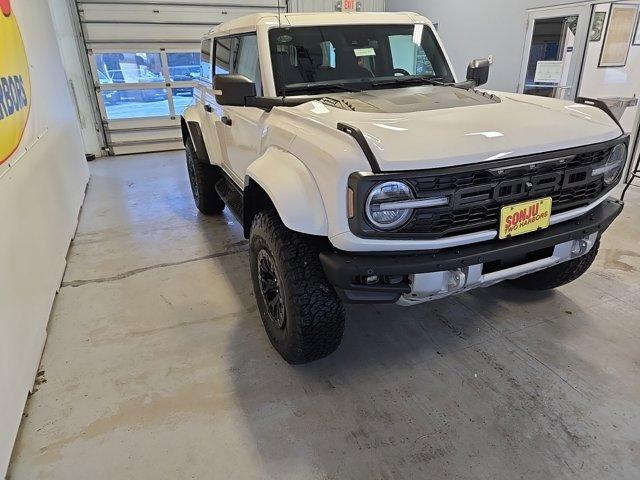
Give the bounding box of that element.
[209,11,430,36]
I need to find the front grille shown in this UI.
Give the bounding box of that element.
[396,147,613,238]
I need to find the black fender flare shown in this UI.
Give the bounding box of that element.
[181,117,210,164]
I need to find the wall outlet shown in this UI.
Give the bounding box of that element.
[488,55,495,65]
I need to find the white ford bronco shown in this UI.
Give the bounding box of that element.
[181,12,628,364]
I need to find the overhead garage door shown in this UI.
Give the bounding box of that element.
[76,0,282,155]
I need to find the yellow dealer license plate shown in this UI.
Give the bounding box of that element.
[499,197,552,240]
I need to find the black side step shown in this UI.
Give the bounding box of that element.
[215,174,244,226]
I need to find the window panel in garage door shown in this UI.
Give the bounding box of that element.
[94,51,172,121]
[167,52,200,82]
[168,52,199,115]
[92,50,190,120]
[96,52,164,84]
[102,89,170,120]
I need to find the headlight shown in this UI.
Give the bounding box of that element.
[365,181,415,230]
[593,143,627,185]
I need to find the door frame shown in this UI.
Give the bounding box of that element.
[628,106,640,182]
[67,0,109,154]
[518,3,593,101]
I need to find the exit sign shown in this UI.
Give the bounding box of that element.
[342,0,356,11]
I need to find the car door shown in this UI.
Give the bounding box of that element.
[195,37,228,171]
[213,34,265,187]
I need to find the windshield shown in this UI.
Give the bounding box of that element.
[268,24,454,95]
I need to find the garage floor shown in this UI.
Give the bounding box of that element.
[8,151,640,479]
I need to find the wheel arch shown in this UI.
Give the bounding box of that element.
[180,114,210,164]
[244,150,328,238]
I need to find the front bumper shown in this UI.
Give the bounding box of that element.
[320,198,623,304]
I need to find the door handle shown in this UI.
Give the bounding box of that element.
[221,116,232,126]
[204,104,212,113]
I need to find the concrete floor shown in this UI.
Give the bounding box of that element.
[8,151,640,479]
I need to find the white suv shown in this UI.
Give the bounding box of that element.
[181,12,628,364]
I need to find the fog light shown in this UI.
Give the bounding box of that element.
[385,275,404,285]
[365,275,379,285]
[571,239,589,256]
[447,270,466,291]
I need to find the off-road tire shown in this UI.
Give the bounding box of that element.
[510,239,600,290]
[249,210,346,364]
[185,138,225,214]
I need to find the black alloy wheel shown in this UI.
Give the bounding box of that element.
[257,249,286,330]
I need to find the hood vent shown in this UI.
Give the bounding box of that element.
[320,86,501,114]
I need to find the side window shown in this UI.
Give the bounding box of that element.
[234,35,262,95]
[214,34,262,95]
[214,37,234,75]
[200,38,212,82]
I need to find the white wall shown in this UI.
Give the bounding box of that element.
[387,0,582,92]
[0,0,89,475]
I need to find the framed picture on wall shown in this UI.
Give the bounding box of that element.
[599,3,639,67]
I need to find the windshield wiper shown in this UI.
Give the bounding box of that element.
[283,82,365,95]
[281,76,447,95]
[372,76,447,88]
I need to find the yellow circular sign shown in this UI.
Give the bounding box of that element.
[0,0,31,165]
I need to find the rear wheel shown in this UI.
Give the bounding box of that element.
[250,210,345,364]
[185,137,225,214]
[509,240,600,290]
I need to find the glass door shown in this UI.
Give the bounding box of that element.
[519,5,591,100]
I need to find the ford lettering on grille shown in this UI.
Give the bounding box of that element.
[453,163,594,209]
[394,147,614,239]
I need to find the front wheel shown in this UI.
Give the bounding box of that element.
[509,240,600,290]
[185,138,225,215]
[249,210,345,364]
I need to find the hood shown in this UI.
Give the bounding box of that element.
[289,86,623,172]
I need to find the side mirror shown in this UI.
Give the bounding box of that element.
[466,58,490,87]
[213,74,256,106]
